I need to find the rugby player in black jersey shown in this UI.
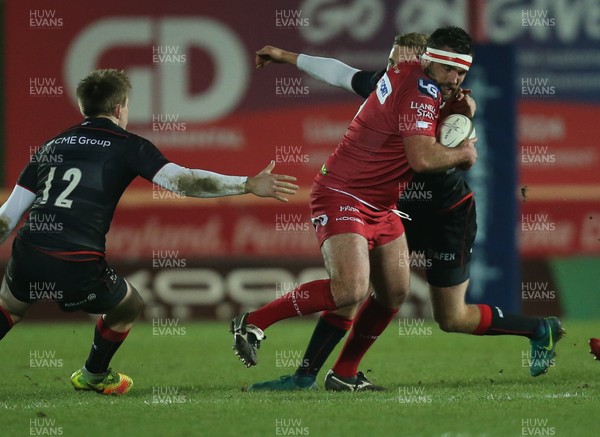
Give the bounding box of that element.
[0,69,298,395]
[244,29,564,391]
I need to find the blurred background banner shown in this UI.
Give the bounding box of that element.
[463,44,518,312]
[3,0,598,320]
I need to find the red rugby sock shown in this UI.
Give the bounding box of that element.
[332,295,398,378]
[246,280,336,331]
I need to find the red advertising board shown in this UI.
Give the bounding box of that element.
[5,0,384,188]
[106,196,320,261]
[0,192,319,261]
[519,200,600,258]
[517,100,600,257]
[5,0,599,263]
[5,0,599,322]
[518,101,600,186]
[5,0,372,265]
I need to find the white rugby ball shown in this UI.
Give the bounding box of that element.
[438,114,476,148]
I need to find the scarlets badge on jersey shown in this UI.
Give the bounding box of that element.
[417,78,439,100]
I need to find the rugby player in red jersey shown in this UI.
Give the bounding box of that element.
[230,27,478,386]
[242,27,564,391]
[0,69,298,395]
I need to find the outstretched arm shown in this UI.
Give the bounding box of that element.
[0,185,36,244]
[256,45,360,94]
[152,161,299,202]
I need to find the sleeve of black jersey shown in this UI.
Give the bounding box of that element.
[126,137,171,182]
[350,69,385,99]
[16,161,38,194]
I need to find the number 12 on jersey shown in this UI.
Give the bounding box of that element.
[40,166,82,209]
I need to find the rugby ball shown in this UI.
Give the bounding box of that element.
[438,114,476,148]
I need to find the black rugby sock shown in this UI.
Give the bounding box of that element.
[475,304,542,338]
[0,306,14,340]
[84,317,130,375]
[295,312,352,378]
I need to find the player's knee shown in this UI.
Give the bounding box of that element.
[387,289,409,308]
[393,283,410,307]
[330,275,369,307]
[114,283,144,323]
[127,285,145,319]
[373,284,409,308]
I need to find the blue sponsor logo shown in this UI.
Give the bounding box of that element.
[418,78,439,99]
[376,74,392,104]
[379,78,389,98]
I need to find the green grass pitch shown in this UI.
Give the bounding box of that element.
[1,319,598,436]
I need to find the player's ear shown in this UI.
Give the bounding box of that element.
[115,97,129,120]
[77,100,86,117]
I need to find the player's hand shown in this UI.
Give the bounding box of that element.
[255,46,298,68]
[456,137,478,170]
[447,88,476,118]
[245,161,299,202]
[255,46,286,68]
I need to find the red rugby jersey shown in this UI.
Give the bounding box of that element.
[314,61,442,209]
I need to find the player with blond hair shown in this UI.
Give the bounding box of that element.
[0,69,298,395]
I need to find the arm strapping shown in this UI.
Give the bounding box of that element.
[297,54,359,93]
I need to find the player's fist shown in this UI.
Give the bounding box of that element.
[256,46,282,68]
[255,46,299,69]
[446,88,476,118]
[245,161,299,202]
[457,137,478,170]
